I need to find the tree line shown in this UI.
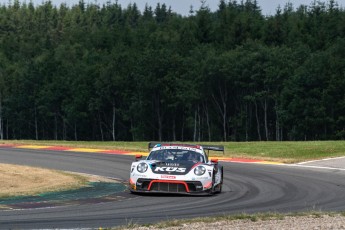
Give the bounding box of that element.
[0,0,344,141]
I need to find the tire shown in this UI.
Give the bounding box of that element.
[218,167,223,193]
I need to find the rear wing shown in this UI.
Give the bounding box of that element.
[148,142,160,150]
[148,142,224,155]
[201,145,224,156]
[202,145,224,153]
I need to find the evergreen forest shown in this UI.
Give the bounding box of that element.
[0,0,345,142]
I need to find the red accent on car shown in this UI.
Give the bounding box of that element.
[147,180,190,192]
[211,159,219,163]
[204,181,212,189]
[191,162,202,169]
[161,175,176,179]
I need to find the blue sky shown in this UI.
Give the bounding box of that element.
[0,0,337,16]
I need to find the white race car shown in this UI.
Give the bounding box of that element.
[129,143,224,195]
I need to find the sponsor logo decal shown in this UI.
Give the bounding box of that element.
[154,167,186,173]
[161,175,176,179]
[165,163,179,167]
[132,174,147,178]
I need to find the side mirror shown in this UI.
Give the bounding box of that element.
[135,154,142,161]
[211,158,218,164]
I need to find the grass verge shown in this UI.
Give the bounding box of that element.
[0,163,89,199]
[115,211,345,229]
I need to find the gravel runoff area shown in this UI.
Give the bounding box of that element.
[120,215,345,230]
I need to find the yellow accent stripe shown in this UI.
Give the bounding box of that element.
[210,157,229,160]
[66,148,105,153]
[125,151,148,156]
[15,145,49,149]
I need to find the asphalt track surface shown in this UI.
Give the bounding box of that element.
[1,148,345,229]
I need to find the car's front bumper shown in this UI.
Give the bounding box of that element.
[129,178,212,195]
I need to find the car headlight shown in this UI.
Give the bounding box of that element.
[137,163,148,173]
[194,166,206,176]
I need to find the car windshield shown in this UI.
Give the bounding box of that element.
[147,149,205,163]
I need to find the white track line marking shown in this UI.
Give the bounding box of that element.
[297,156,345,165]
[285,164,345,171]
[226,159,345,171]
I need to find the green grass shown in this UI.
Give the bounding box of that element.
[1,140,345,163]
[221,141,345,163]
